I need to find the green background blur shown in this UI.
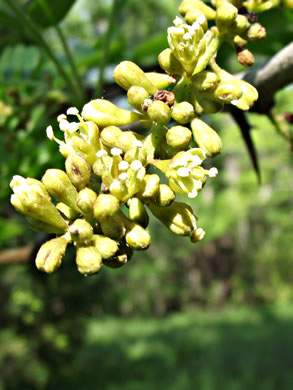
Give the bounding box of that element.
[0,1,293,389]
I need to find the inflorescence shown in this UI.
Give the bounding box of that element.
[10,0,279,275]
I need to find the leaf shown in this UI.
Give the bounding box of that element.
[28,0,76,28]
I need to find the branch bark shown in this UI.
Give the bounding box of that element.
[242,42,293,113]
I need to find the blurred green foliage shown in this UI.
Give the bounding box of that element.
[0,0,293,389]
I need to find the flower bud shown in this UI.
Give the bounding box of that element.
[10,176,68,232]
[237,49,255,67]
[154,184,175,207]
[42,169,80,212]
[65,153,91,191]
[191,118,222,157]
[86,121,100,152]
[27,217,66,234]
[76,246,102,275]
[158,48,184,75]
[117,131,144,152]
[103,245,132,268]
[127,86,150,112]
[93,234,118,259]
[214,79,243,103]
[190,227,205,242]
[145,72,176,89]
[246,23,266,41]
[139,174,160,199]
[113,61,158,94]
[192,71,219,91]
[67,134,97,165]
[147,101,171,124]
[166,126,192,149]
[82,99,142,127]
[125,223,151,250]
[231,14,250,34]
[93,194,120,221]
[171,102,195,124]
[69,219,94,245]
[127,197,149,228]
[100,212,126,240]
[124,147,147,165]
[185,9,208,31]
[36,236,68,273]
[100,126,122,149]
[93,154,112,177]
[56,202,79,221]
[216,2,238,32]
[179,0,216,19]
[77,188,98,217]
[148,201,197,236]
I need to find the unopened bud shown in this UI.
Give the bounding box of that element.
[179,0,216,19]
[214,80,243,103]
[154,184,175,207]
[190,227,205,242]
[42,169,80,212]
[127,197,149,227]
[113,61,158,94]
[77,188,98,217]
[36,236,68,273]
[166,126,192,149]
[100,212,126,240]
[158,48,184,75]
[68,134,97,165]
[100,126,121,149]
[127,86,150,112]
[246,23,266,41]
[147,101,171,124]
[237,49,255,67]
[93,194,120,221]
[69,219,94,245]
[185,9,208,31]
[148,201,197,236]
[56,202,79,221]
[82,99,142,127]
[171,102,195,124]
[93,234,118,259]
[125,223,151,250]
[124,147,147,165]
[65,153,91,191]
[192,71,219,91]
[216,2,238,32]
[145,72,176,89]
[191,118,222,157]
[76,246,102,275]
[139,174,160,198]
[232,14,250,34]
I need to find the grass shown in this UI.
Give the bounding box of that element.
[49,305,293,390]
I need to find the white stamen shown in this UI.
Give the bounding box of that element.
[46,125,54,140]
[130,160,143,171]
[188,189,198,198]
[57,114,67,122]
[173,16,183,27]
[96,150,108,157]
[59,119,70,131]
[191,22,200,31]
[177,167,190,177]
[209,167,218,178]
[197,14,206,25]
[118,161,129,171]
[190,155,202,165]
[118,173,128,181]
[67,107,79,116]
[133,140,143,148]
[111,147,123,156]
[68,122,80,133]
[183,33,192,41]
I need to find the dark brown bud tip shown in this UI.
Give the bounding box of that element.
[154,90,175,107]
[237,49,255,67]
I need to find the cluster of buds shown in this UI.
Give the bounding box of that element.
[10,0,275,276]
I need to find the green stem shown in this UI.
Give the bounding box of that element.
[95,0,123,97]
[5,0,82,106]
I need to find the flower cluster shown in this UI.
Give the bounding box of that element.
[10,0,272,275]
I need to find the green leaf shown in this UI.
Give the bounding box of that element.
[28,0,76,28]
